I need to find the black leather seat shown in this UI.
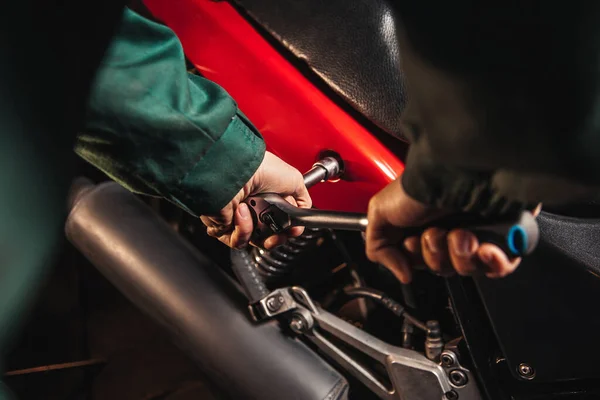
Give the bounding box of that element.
[232,0,407,141]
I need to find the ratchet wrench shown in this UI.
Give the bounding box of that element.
[244,157,540,257]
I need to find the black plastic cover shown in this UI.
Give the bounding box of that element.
[475,211,600,382]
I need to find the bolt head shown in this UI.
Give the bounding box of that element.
[444,390,459,400]
[290,316,306,334]
[449,369,468,387]
[441,353,455,367]
[518,363,535,379]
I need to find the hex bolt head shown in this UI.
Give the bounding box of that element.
[449,369,468,387]
[518,363,535,380]
[445,390,459,400]
[441,353,455,367]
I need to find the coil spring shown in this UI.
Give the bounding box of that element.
[251,228,324,279]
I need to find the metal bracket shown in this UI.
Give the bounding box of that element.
[248,288,299,321]
[251,287,482,400]
[439,341,481,399]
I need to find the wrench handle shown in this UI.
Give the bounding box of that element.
[399,210,539,257]
[291,209,368,231]
[291,209,539,257]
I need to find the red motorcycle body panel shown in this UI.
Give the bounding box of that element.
[143,0,404,212]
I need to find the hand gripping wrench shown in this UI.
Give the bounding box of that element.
[245,157,539,257]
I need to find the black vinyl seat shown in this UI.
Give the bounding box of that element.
[232,0,407,141]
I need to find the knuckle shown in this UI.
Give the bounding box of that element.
[365,247,377,262]
[294,170,303,182]
[367,196,379,212]
[206,227,216,237]
[367,198,382,220]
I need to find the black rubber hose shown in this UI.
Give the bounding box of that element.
[344,287,428,332]
[230,248,269,303]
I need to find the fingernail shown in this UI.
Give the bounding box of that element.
[238,203,250,220]
[452,232,475,257]
[424,234,438,253]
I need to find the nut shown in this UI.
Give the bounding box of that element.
[518,363,535,380]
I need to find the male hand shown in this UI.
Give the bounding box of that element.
[201,152,311,249]
[365,176,540,283]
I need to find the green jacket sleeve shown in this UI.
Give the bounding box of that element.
[75,8,266,216]
[392,3,600,215]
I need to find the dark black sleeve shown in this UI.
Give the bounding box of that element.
[392,2,600,214]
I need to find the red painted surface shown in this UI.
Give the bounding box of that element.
[144,0,404,212]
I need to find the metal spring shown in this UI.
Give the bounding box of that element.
[251,228,324,279]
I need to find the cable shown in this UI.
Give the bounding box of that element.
[343,287,429,332]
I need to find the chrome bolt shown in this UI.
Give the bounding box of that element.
[441,352,456,367]
[444,390,459,400]
[266,295,284,312]
[449,369,468,387]
[290,315,307,334]
[518,363,535,380]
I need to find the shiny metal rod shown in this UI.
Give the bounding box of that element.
[292,209,368,231]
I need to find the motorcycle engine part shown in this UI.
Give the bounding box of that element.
[65,180,349,400]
